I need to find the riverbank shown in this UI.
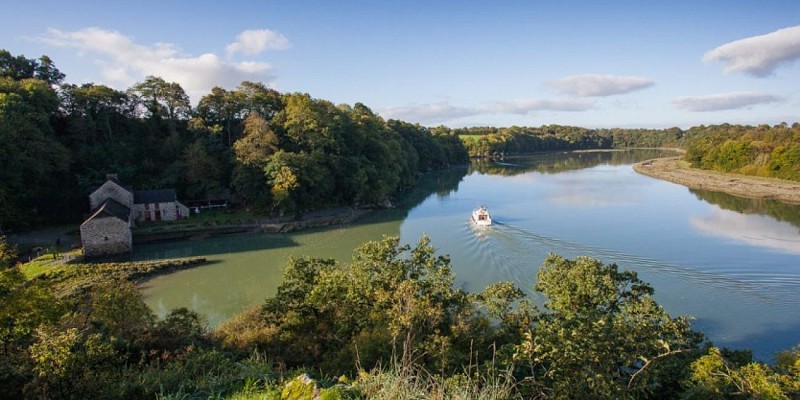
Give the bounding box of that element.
[23,256,208,297]
[7,207,373,250]
[634,156,800,204]
[133,206,371,243]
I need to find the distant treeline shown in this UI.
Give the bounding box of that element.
[0,50,468,230]
[451,123,800,182]
[451,125,685,157]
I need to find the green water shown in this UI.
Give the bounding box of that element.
[137,150,800,359]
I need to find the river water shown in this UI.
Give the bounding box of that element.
[136,150,800,360]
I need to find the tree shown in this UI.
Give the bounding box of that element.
[231,235,496,375]
[0,235,16,268]
[33,55,65,85]
[682,347,790,399]
[236,81,282,120]
[197,86,243,146]
[515,254,702,399]
[233,112,279,168]
[183,139,225,199]
[129,76,190,120]
[0,50,35,81]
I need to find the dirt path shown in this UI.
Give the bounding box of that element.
[634,156,800,204]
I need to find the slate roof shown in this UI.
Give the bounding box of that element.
[81,198,131,226]
[87,178,133,195]
[134,189,177,204]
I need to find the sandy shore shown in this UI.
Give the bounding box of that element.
[634,156,800,205]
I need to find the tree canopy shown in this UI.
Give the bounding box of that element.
[0,49,468,229]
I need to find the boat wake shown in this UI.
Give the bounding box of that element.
[460,220,800,312]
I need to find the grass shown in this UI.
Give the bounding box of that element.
[19,249,82,279]
[20,255,208,297]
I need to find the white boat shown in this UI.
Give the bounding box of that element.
[471,206,492,226]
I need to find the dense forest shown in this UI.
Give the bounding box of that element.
[0,49,468,230]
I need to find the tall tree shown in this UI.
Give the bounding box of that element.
[233,112,279,168]
[129,76,190,120]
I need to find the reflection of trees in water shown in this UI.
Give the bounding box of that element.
[691,189,800,231]
[470,150,678,176]
[363,167,469,227]
[397,167,468,207]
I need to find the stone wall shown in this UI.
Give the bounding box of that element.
[89,181,134,211]
[80,217,132,258]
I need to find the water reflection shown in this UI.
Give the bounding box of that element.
[470,149,679,176]
[691,208,800,254]
[138,167,468,326]
[691,189,800,231]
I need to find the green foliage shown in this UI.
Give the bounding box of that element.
[515,254,703,399]
[220,235,500,376]
[453,125,681,158]
[27,326,122,399]
[280,374,318,400]
[354,363,519,400]
[683,123,800,181]
[0,235,16,268]
[0,48,470,229]
[0,76,71,229]
[768,143,800,181]
[682,347,790,399]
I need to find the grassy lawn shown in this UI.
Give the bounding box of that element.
[19,249,82,279]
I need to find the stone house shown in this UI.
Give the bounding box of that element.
[80,175,189,258]
[80,198,133,258]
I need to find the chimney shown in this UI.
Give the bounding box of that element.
[106,173,119,181]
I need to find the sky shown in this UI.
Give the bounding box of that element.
[2,0,799,129]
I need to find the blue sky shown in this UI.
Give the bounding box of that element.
[2,1,799,128]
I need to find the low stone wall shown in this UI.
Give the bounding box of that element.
[133,207,370,244]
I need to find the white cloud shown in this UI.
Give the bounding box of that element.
[491,98,594,114]
[378,102,481,124]
[704,25,800,77]
[380,97,597,125]
[691,209,800,254]
[40,27,282,102]
[549,74,654,97]
[673,92,783,112]
[226,29,291,56]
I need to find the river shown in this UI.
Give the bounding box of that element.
[136,150,800,360]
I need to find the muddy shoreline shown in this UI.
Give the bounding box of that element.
[634,156,800,205]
